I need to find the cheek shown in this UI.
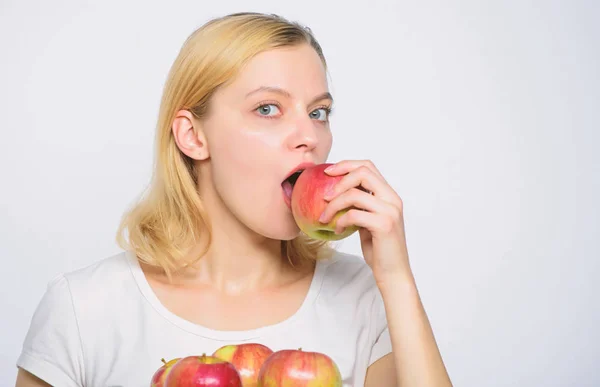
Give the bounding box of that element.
[318,129,334,157]
[211,128,282,195]
[220,128,281,169]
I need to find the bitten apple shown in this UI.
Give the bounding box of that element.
[257,348,343,387]
[165,354,242,387]
[291,163,358,241]
[151,358,181,387]
[213,343,273,387]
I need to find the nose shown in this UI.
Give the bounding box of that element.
[289,116,319,151]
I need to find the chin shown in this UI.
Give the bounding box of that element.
[251,211,302,241]
[265,219,302,241]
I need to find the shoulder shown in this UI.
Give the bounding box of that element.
[23,250,141,348]
[32,251,132,306]
[34,250,139,325]
[319,249,376,285]
[16,252,132,387]
[318,250,393,367]
[317,249,380,303]
[61,250,132,285]
[59,250,139,310]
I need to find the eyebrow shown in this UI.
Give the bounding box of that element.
[245,86,334,105]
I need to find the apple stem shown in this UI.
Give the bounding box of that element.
[298,348,302,351]
[161,358,167,365]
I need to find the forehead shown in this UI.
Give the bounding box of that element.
[223,44,329,98]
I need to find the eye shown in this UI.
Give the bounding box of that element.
[309,107,332,122]
[256,104,281,117]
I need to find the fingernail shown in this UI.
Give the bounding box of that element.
[324,165,335,173]
[319,212,327,222]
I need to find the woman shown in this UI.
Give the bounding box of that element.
[15,12,452,387]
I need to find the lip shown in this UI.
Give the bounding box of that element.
[282,161,317,183]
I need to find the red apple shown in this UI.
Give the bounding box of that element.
[291,163,359,241]
[257,348,342,386]
[213,343,273,387]
[165,353,242,387]
[151,358,181,387]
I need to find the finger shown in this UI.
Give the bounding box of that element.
[319,187,389,224]
[324,165,388,201]
[333,209,393,235]
[325,159,384,179]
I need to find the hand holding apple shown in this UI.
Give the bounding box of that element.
[318,159,410,284]
[213,343,273,387]
[291,163,359,241]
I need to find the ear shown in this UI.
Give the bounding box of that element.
[172,109,209,161]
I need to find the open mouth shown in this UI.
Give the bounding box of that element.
[281,169,304,205]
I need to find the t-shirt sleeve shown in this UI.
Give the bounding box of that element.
[16,275,85,387]
[368,289,393,366]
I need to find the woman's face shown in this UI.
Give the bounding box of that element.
[198,43,333,240]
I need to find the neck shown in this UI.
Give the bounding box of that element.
[196,214,285,294]
[174,168,294,294]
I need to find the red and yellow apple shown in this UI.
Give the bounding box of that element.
[257,348,342,387]
[213,343,274,387]
[151,358,181,387]
[291,163,359,241]
[165,354,242,387]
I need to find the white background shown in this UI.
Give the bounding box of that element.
[1,0,598,386]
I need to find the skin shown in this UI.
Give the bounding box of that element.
[15,371,51,387]
[164,43,333,290]
[319,160,453,386]
[137,44,333,333]
[17,43,452,386]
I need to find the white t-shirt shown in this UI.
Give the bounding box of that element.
[17,249,392,387]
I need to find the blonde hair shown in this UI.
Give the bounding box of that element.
[116,12,334,281]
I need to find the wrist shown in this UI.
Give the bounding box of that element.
[375,269,417,294]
